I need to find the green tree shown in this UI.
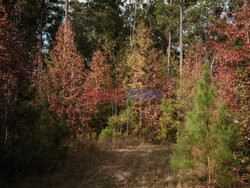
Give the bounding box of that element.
[152,0,179,77]
[158,96,178,143]
[185,0,228,44]
[177,0,197,77]
[70,0,128,60]
[170,61,240,186]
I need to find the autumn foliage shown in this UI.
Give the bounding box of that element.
[208,8,250,160]
[0,1,249,186]
[43,22,88,133]
[209,8,249,110]
[0,14,23,114]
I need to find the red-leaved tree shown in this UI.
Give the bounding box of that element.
[84,51,116,133]
[43,23,88,133]
[208,7,249,154]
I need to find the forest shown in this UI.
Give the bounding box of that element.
[0,0,249,187]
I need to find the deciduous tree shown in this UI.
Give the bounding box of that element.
[44,23,88,133]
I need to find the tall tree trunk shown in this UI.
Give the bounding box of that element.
[245,0,249,43]
[63,0,69,97]
[65,0,68,23]
[38,1,43,82]
[129,0,133,46]
[167,0,172,79]
[167,31,171,78]
[179,2,183,78]
[131,0,138,46]
[63,0,69,57]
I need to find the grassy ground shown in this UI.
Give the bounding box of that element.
[2,139,181,188]
[3,139,247,188]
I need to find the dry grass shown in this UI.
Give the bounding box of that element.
[0,138,212,188]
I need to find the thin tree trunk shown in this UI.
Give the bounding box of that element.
[63,0,69,57]
[115,71,118,116]
[245,0,249,43]
[4,89,9,152]
[167,0,172,79]
[38,1,43,82]
[210,57,215,75]
[179,2,183,78]
[139,101,142,128]
[129,0,132,46]
[63,0,69,97]
[132,0,138,36]
[167,31,171,78]
[144,1,151,19]
[206,117,211,185]
[131,0,139,46]
[126,104,130,136]
[65,0,68,23]
[208,155,211,184]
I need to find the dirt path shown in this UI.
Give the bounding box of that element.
[82,145,175,188]
[7,144,176,188]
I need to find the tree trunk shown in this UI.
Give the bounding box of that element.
[126,104,130,136]
[207,154,211,185]
[245,0,249,43]
[63,0,69,57]
[131,0,138,46]
[210,57,215,75]
[179,2,183,77]
[38,1,43,82]
[65,0,68,24]
[167,0,172,79]
[167,31,171,78]
[63,0,69,97]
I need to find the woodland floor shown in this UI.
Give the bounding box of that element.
[3,140,243,188]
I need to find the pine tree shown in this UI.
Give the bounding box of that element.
[70,0,127,59]
[177,0,197,77]
[212,103,240,186]
[153,0,179,77]
[170,61,240,186]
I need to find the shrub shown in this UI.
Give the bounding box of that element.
[99,126,114,141]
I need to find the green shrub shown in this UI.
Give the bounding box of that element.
[107,115,124,133]
[0,88,70,177]
[107,106,138,136]
[15,102,70,173]
[99,126,114,141]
